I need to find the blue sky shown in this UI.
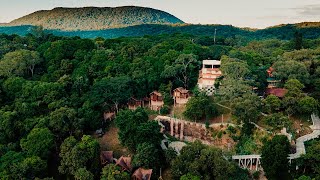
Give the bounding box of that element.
[0,0,319,28]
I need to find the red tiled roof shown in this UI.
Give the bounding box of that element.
[267,66,275,77]
[265,88,288,98]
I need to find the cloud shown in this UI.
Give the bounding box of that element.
[294,4,320,16]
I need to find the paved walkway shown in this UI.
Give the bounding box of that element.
[233,114,320,169]
[289,113,320,159]
[311,113,320,130]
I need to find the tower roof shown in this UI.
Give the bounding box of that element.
[202,60,221,66]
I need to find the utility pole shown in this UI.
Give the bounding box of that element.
[158,168,163,180]
[214,28,217,45]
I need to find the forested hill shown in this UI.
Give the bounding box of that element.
[1,22,320,40]
[3,6,183,31]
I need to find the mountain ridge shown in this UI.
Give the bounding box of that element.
[5,6,184,31]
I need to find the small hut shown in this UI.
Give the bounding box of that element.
[173,87,191,106]
[100,151,114,165]
[132,168,153,180]
[115,156,132,172]
[149,91,164,111]
[128,97,143,110]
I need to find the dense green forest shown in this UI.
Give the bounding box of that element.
[0,28,320,180]
[1,23,320,39]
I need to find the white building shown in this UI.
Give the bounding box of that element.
[197,60,222,95]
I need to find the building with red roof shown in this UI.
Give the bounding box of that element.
[265,88,288,98]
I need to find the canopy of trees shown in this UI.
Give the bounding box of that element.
[171,141,249,180]
[261,135,290,180]
[0,28,319,179]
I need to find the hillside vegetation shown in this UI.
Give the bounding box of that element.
[6,6,184,31]
[1,23,320,40]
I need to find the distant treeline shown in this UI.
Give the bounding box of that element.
[1,24,320,40]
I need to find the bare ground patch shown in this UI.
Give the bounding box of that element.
[97,123,132,158]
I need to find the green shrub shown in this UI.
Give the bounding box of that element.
[252,171,260,180]
[217,131,223,139]
[160,105,170,115]
[205,121,210,129]
[227,126,237,134]
[263,113,291,131]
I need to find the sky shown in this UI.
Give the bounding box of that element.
[0,0,319,28]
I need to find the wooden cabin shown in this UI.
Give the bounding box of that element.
[132,168,153,180]
[115,156,132,172]
[100,151,114,165]
[127,97,149,110]
[128,97,143,110]
[149,91,164,111]
[173,87,191,106]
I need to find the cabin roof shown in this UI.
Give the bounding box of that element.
[100,151,113,164]
[203,60,221,66]
[129,97,142,102]
[265,88,288,98]
[115,156,132,171]
[174,87,189,94]
[150,91,162,97]
[132,168,153,180]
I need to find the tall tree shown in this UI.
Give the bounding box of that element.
[48,107,78,139]
[0,151,47,179]
[218,79,252,102]
[115,108,162,151]
[298,139,320,178]
[100,164,130,180]
[293,31,303,50]
[20,127,54,159]
[74,168,94,180]
[0,49,41,77]
[261,135,290,180]
[220,56,250,79]
[183,94,218,121]
[171,141,248,180]
[298,96,318,115]
[232,93,261,123]
[91,76,132,113]
[132,142,161,170]
[273,61,309,84]
[283,79,305,116]
[162,54,198,88]
[263,94,281,114]
[58,135,100,178]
